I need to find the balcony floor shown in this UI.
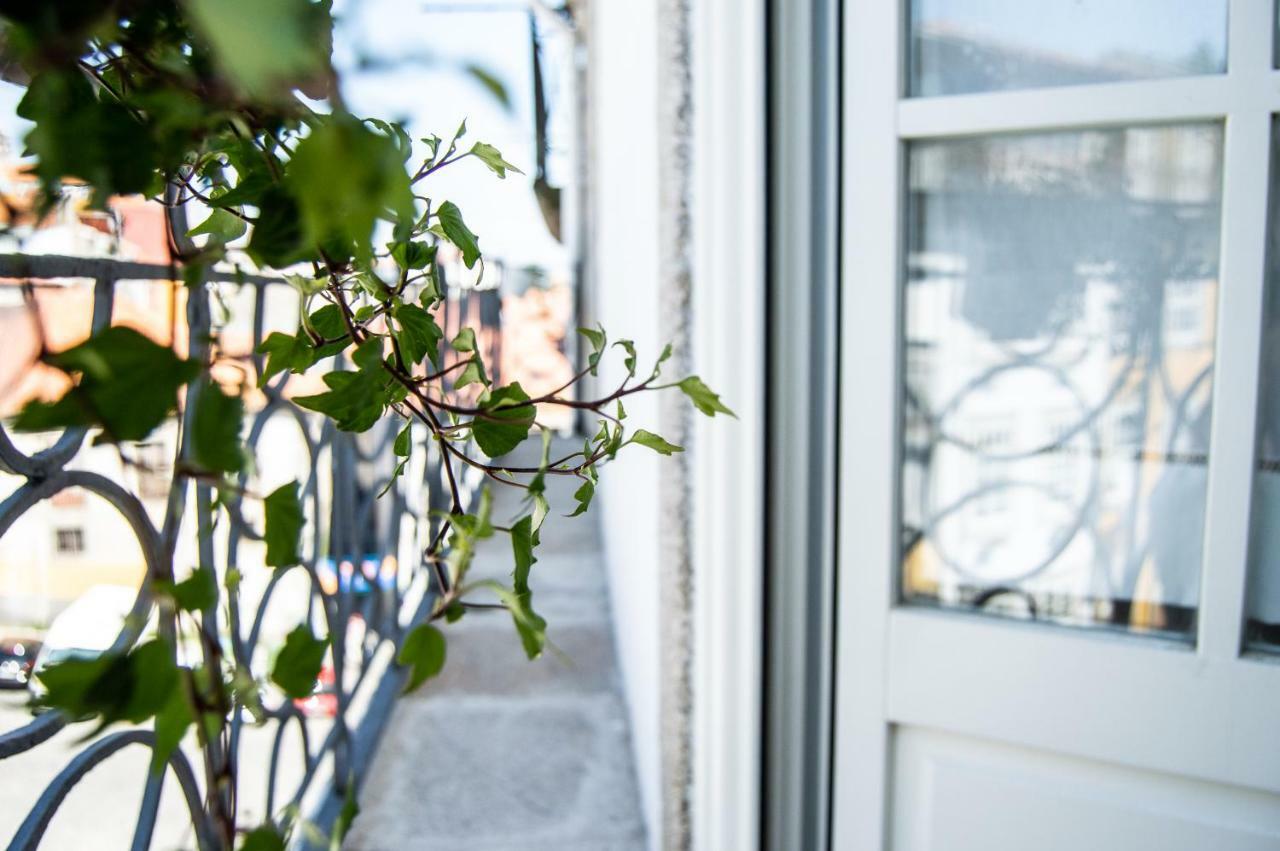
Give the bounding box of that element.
[344,444,647,851]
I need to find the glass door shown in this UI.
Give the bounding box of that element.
[833,1,1280,847]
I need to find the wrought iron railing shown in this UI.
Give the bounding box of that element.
[0,252,500,850]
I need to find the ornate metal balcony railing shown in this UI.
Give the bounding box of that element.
[0,252,500,850]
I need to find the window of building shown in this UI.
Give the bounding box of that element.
[54,527,84,554]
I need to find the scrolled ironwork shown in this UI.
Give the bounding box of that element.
[0,252,501,849]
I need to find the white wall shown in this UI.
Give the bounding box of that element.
[588,1,665,846]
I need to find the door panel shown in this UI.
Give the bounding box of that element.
[891,727,1280,851]
[886,609,1280,793]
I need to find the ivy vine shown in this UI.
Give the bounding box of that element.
[0,2,730,848]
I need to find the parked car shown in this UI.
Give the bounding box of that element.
[0,638,40,688]
[292,663,337,718]
[28,584,137,705]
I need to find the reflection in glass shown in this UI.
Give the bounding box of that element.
[908,0,1228,97]
[1246,118,1280,653]
[901,125,1224,638]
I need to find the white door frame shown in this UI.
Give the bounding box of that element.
[833,0,1280,846]
[690,0,768,849]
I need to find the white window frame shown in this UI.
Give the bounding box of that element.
[833,0,1280,846]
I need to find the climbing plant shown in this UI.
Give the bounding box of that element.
[0,2,730,848]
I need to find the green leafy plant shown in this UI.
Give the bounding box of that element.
[0,2,730,848]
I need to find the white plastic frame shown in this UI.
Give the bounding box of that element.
[833,0,1280,847]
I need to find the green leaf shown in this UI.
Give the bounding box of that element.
[393,303,444,368]
[210,161,274,209]
[567,479,594,518]
[389,240,436,270]
[270,625,328,700]
[470,142,523,179]
[150,682,193,775]
[330,779,360,851]
[454,357,488,390]
[377,458,409,500]
[246,186,311,269]
[440,489,492,585]
[629,429,683,456]
[121,640,180,724]
[186,0,332,99]
[240,825,286,851]
[256,332,314,387]
[306,304,353,359]
[436,201,481,268]
[677,375,736,418]
[397,623,447,693]
[284,273,328,296]
[191,382,246,473]
[472,383,536,458]
[451,327,477,353]
[613,339,637,376]
[604,422,625,459]
[355,271,389,299]
[365,117,413,163]
[37,638,179,728]
[36,653,112,719]
[264,482,304,568]
[293,340,399,432]
[524,427,553,511]
[294,371,382,431]
[169,567,218,612]
[419,270,442,306]
[187,209,247,243]
[651,343,674,379]
[493,585,547,660]
[17,69,157,206]
[12,326,200,443]
[286,114,415,264]
[510,515,536,594]
[577,326,606,375]
[577,326,605,350]
[453,487,494,541]
[380,425,413,498]
[465,65,512,110]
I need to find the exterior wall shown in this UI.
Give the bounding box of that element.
[587,1,666,846]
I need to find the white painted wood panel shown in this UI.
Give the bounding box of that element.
[892,727,1280,851]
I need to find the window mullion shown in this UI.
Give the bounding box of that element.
[1198,107,1271,660]
[1227,0,1273,77]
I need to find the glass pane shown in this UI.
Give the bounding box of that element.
[901,124,1225,638]
[909,0,1228,97]
[1246,117,1280,653]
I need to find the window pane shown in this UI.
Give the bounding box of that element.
[901,124,1225,638]
[908,0,1228,97]
[1246,118,1280,654]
